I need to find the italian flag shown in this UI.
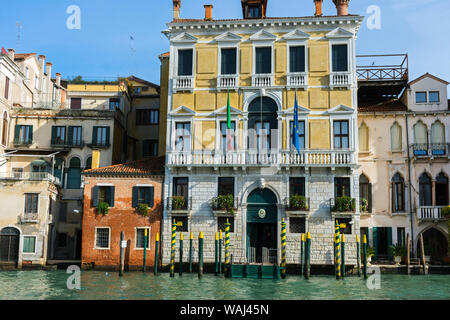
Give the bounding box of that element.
[226,89,232,152]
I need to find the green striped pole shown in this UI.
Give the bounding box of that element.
[224,220,230,277]
[154,232,159,275]
[143,228,148,272]
[356,234,361,277]
[198,232,204,279]
[281,218,287,279]
[363,235,368,279]
[170,219,176,278]
[305,232,311,280]
[189,232,193,273]
[335,221,341,280]
[215,232,219,276]
[218,230,223,274]
[179,232,184,276]
[341,233,345,279]
[300,233,304,276]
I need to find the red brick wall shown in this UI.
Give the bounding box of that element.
[82,175,163,269]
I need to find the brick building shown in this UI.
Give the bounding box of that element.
[81,157,164,270]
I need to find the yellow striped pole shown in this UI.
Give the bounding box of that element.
[356,234,361,277]
[281,218,287,279]
[363,234,368,279]
[224,219,230,277]
[154,232,159,275]
[170,219,176,278]
[341,233,345,279]
[335,221,341,280]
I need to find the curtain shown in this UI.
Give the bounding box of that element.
[431,122,444,144]
[390,123,402,151]
[414,122,427,144]
[359,123,369,152]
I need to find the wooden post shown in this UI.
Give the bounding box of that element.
[419,234,427,275]
[305,232,311,280]
[300,233,304,276]
[170,220,176,278]
[189,232,193,273]
[335,222,341,280]
[341,234,346,279]
[215,232,219,276]
[218,230,222,274]
[363,234,368,279]
[154,232,159,275]
[119,231,125,277]
[143,228,148,272]
[281,218,287,279]
[406,233,411,275]
[198,232,204,279]
[356,234,361,277]
[224,220,231,277]
[179,232,184,276]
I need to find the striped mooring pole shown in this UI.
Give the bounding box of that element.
[179,232,184,276]
[335,221,341,280]
[154,232,159,275]
[170,219,176,278]
[281,219,287,279]
[356,234,361,277]
[341,233,346,279]
[224,220,231,277]
[189,232,193,273]
[300,233,304,276]
[198,232,204,279]
[215,232,219,276]
[363,234,368,279]
[305,232,311,280]
[143,228,148,272]
[218,230,223,274]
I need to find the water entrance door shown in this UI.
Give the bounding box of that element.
[0,227,20,263]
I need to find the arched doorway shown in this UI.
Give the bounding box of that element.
[418,228,448,264]
[246,188,278,264]
[0,227,20,264]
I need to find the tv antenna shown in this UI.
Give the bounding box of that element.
[16,21,22,50]
[130,35,136,75]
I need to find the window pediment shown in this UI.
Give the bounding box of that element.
[249,29,277,42]
[169,105,196,116]
[215,32,242,43]
[171,32,198,43]
[283,29,311,41]
[326,27,354,39]
[328,104,354,114]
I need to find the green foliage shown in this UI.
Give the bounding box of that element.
[97,202,109,215]
[289,194,308,210]
[172,196,186,210]
[360,198,368,212]
[212,194,235,215]
[332,197,356,212]
[69,75,119,85]
[367,246,375,257]
[442,205,450,218]
[389,244,407,257]
[137,203,149,217]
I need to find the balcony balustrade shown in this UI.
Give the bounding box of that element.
[411,143,449,158]
[217,75,239,90]
[19,212,39,224]
[330,72,352,88]
[173,76,195,92]
[287,72,308,89]
[0,171,61,185]
[252,74,274,87]
[417,206,445,222]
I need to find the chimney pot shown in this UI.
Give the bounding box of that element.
[314,0,323,17]
[204,4,213,21]
[173,0,181,20]
[7,49,15,60]
[46,62,52,77]
[333,0,350,16]
[56,73,61,86]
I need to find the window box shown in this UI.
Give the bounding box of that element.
[167,196,191,214]
[331,197,356,214]
[212,195,237,216]
[286,195,309,213]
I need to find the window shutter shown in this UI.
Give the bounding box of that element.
[14,125,20,144]
[368,183,373,213]
[387,227,393,251]
[149,186,154,208]
[372,227,378,256]
[79,127,83,145]
[92,126,98,145]
[28,125,33,143]
[51,126,57,144]
[68,126,73,146]
[132,186,138,208]
[106,127,110,146]
[92,187,99,207]
[33,195,38,213]
[109,186,115,207]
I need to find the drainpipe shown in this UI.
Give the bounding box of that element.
[405,112,415,257]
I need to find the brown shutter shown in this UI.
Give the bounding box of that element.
[70,98,82,109]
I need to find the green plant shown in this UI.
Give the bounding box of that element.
[172,196,186,210]
[367,246,375,257]
[332,197,356,212]
[360,198,368,212]
[137,203,149,217]
[212,194,235,215]
[97,202,109,215]
[289,194,308,210]
[389,244,407,257]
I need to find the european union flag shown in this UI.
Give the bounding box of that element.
[292,91,301,154]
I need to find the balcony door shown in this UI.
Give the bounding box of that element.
[419,173,432,206]
[435,173,448,206]
[248,96,278,156]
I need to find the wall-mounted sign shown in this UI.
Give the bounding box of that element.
[258,209,266,219]
[121,241,127,248]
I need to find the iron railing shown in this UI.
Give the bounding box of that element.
[166,196,192,211]
[285,196,310,211]
[356,54,408,82]
[410,143,449,157]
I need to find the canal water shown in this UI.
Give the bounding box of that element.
[0,271,449,300]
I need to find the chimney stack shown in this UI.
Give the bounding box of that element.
[333,0,350,16]
[39,55,46,72]
[173,0,181,20]
[92,150,101,169]
[204,4,213,21]
[7,49,15,61]
[56,73,61,87]
[314,0,323,17]
[46,62,52,77]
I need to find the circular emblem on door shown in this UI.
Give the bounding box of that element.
[258,209,266,219]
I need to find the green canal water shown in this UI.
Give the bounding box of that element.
[0,271,449,300]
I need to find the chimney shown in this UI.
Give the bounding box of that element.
[56,72,61,87]
[333,0,350,16]
[173,0,181,20]
[7,49,15,60]
[314,0,323,17]
[46,62,52,77]
[92,150,101,169]
[204,4,213,21]
[39,55,46,73]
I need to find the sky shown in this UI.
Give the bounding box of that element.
[0,0,449,92]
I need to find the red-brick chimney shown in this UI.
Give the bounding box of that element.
[173,0,181,20]
[333,0,350,16]
[204,4,213,21]
[314,0,323,17]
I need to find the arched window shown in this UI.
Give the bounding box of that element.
[359,174,372,212]
[413,121,428,155]
[390,122,402,152]
[67,157,81,189]
[358,123,369,152]
[1,112,7,146]
[436,173,448,206]
[392,173,405,212]
[248,96,279,153]
[419,173,432,206]
[431,121,445,155]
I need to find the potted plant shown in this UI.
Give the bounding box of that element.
[212,194,235,215]
[367,246,375,264]
[389,244,407,264]
[172,196,186,210]
[289,194,308,211]
[360,198,368,213]
[443,206,450,264]
[332,196,356,212]
[137,203,149,217]
[97,202,109,215]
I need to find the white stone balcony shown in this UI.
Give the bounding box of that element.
[217,75,239,90]
[19,212,39,224]
[173,75,195,92]
[287,72,308,89]
[252,74,274,87]
[330,72,352,89]
[417,206,445,223]
[0,171,61,185]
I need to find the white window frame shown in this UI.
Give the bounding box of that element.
[286,115,309,150]
[252,42,275,76]
[330,115,354,150]
[415,91,428,104]
[94,227,111,250]
[329,41,352,74]
[428,91,440,103]
[22,235,37,254]
[286,41,308,75]
[134,227,151,250]
[173,46,196,78]
[172,120,193,152]
[218,45,239,77]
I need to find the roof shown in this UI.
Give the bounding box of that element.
[83,157,165,176]
[170,14,360,23]
[126,75,160,89]
[358,99,407,113]
[14,53,36,61]
[408,73,449,86]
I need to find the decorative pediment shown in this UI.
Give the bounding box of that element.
[328,104,354,114]
[282,105,310,115]
[212,105,242,116]
[249,29,277,42]
[325,27,354,39]
[283,29,311,41]
[215,32,242,43]
[169,105,196,116]
[170,32,198,43]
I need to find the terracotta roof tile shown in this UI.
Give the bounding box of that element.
[358,99,407,113]
[83,157,165,176]
[14,53,36,60]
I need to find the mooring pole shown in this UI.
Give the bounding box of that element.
[215,232,219,276]
[300,233,304,276]
[224,220,231,277]
[198,232,204,279]
[335,221,341,280]
[218,230,222,274]
[356,234,361,277]
[305,232,311,280]
[179,232,184,276]
[189,232,193,273]
[170,219,176,278]
[406,233,411,275]
[143,228,148,272]
[419,233,427,275]
[363,234,368,279]
[281,218,287,279]
[154,232,159,275]
[341,234,345,279]
[119,231,125,277]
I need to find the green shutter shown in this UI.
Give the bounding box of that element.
[28,125,33,144]
[32,194,38,213]
[92,126,98,146]
[92,187,99,207]
[368,183,373,213]
[68,126,73,146]
[132,187,138,208]
[387,227,393,251]
[14,125,20,144]
[372,227,378,256]
[109,186,115,207]
[149,186,154,208]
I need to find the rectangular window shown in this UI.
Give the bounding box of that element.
[136,228,150,249]
[255,47,272,74]
[109,98,120,110]
[256,121,271,153]
[98,186,114,207]
[95,228,110,249]
[218,177,235,196]
[70,98,82,110]
[12,168,24,179]
[221,48,237,75]
[397,227,406,247]
[173,177,188,198]
[289,46,306,73]
[334,178,351,198]
[289,217,305,234]
[23,236,36,253]
[334,120,349,149]
[174,216,188,232]
[133,186,154,208]
[429,91,440,103]
[15,125,33,145]
[175,122,191,151]
[335,218,352,235]
[4,76,9,99]
[143,140,158,157]
[289,177,305,197]
[220,121,236,152]
[178,49,193,76]
[93,126,109,147]
[24,193,39,214]
[218,217,234,233]
[415,92,427,103]
[290,120,305,149]
[332,44,348,72]
[51,126,66,145]
[136,109,159,125]
[247,6,261,18]
[69,126,83,146]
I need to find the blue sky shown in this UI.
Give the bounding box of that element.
[0,0,449,91]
